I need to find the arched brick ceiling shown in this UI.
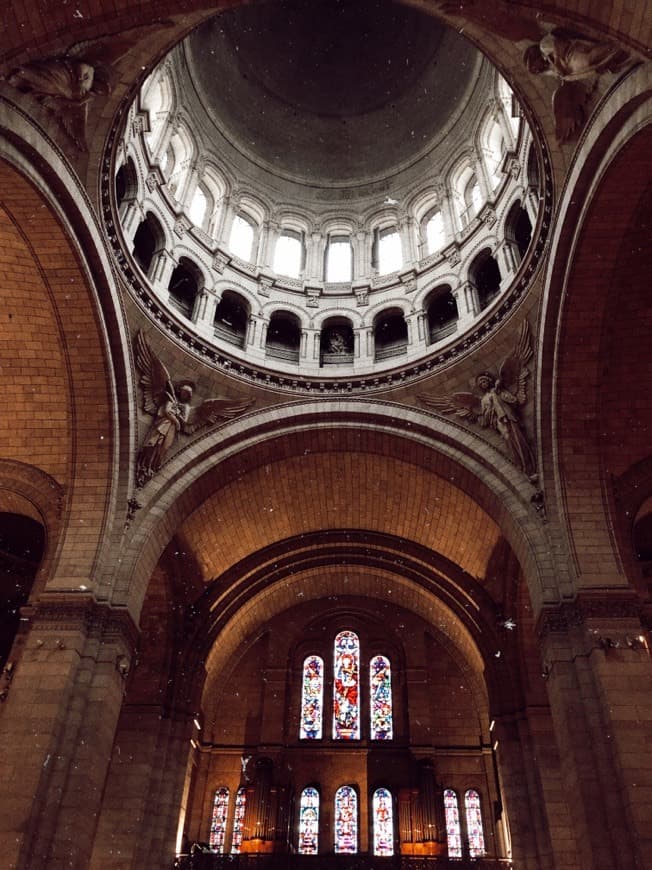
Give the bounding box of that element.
[0,159,115,583]
[177,448,501,583]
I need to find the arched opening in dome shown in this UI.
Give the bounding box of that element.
[469,248,502,310]
[505,200,533,261]
[374,227,403,276]
[229,213,257,262]
[274,230,305,279]
[325,235,353,283]
[115,157,138,214]
[213,290,250,348]
[426,284,458,343]
[0,513,44,669]
[266,311,301,363]
[423,209,446,256]
[168,258,202,319]
[374,309,408,361]
[132,212,165,276]
[320,317,354,365]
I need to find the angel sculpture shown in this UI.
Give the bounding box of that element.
[419,321,536,476]
[135,330,253,487]
[523,30,629,143]
[4,22,171,150]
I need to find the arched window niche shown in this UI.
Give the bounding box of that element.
[274,229,305,279]
[209,787,230,853]
[320,317,354,366]
[369,655,393,740]
[229,213,257,262]
[213,290,249,348]
[374,309,408,362]
[299,654,324,740]
[505,199,533,261]
[115,157,138,215]
[132,212,165,277]
[426,285,458,344]
[334,785,358,853]
[325,235,353,283]
[464,789,486,857]
[188,184,209,229]
[333,630,360,740]
[298,786,320,855]
[168,257,202,319]
[231,787,247,854]
[469,248,502,310]
[374,227,403,276]
[443,788,462,858]
[372,787,394,856]
[265,311,301,363]
[423,209,445,256]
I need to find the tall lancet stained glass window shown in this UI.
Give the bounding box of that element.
[333,631,360,739]
[465,789,486,857]
[231,787,246,854]
[369,655,393,739]
[298,787,320,855]
[372,788,394,856]
[300,655,324,739]
[209,787,229,853]
[444,789,462,858]
[334,786,358,853]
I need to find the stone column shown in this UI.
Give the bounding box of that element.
[0,595,136,870]
[435,179,456,243]
[399,214,418,267]
[192,288,219,339]
[472,148,493,202]
[538,596,652,870]
[307,231,323,281]
[453,281,480,327]
[119,200,143,247]
[260,219,280,270]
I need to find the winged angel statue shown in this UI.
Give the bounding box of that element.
[419,321,536,476]
[4,22,170,150]
[135,331,253,487]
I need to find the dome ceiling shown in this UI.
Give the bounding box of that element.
[184,0,483,186]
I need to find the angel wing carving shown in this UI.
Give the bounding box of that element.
[418,321,536,475]
[134,330,253,486]
[4,22,172,149]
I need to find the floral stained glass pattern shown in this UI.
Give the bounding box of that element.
[209,787,229,853]
[369,655,393,740]
[465,789,486,857]
[444,789,462,858]
[334,785,358,853]
[231,787,247,854]
[300,655,324,739]
[372,787,394,856]
[298,787,320,854]
[333,631,360,739]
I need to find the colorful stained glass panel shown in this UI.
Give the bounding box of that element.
[300,655,324,739]
[334,785,358,853]
[465,789,486,857]
[333,631,360,740]
[372,787,394,856]
[209,787,229,853]
[369,655,393,740]
[230,787,246,854]
[298,786,320,855]
[444,788,462,858]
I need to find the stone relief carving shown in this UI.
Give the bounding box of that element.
[134,330,253,487]
[419,320,535,475]
[435,2,631,143]
[3,23,171,150]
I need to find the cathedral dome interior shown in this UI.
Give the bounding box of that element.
[0,1,650,868]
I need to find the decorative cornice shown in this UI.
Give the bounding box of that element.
[537,592,644,638]
[26,594,140,650]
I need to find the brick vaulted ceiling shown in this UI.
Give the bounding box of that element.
[175,444,501,585]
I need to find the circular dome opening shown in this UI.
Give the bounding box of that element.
[108,0,550,393]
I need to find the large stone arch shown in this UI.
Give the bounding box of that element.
[538,64,652,591]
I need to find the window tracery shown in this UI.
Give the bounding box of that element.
[369,654,393,740]
[444,788,462,858]
[231,787,247,853]
[298,786,320,854]
[372,787,394,856]
[299,655,324,739]
[209,787,230,853]
[464,789,486,857]
[334,785,358,853]
[333,630,360,740]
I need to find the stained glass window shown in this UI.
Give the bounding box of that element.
[209,787,229,853]
[465,789,486,857]
[333,631,360,739]
[444,789,462,858]
[298,787,320,855]
[300,655,324,740]
[334,786,358,853]
[230,787,246,854]
[369,655,393,740]
[372,788,394,856]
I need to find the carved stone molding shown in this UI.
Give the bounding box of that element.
[26,594,140,651]
[537,592,644,638]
